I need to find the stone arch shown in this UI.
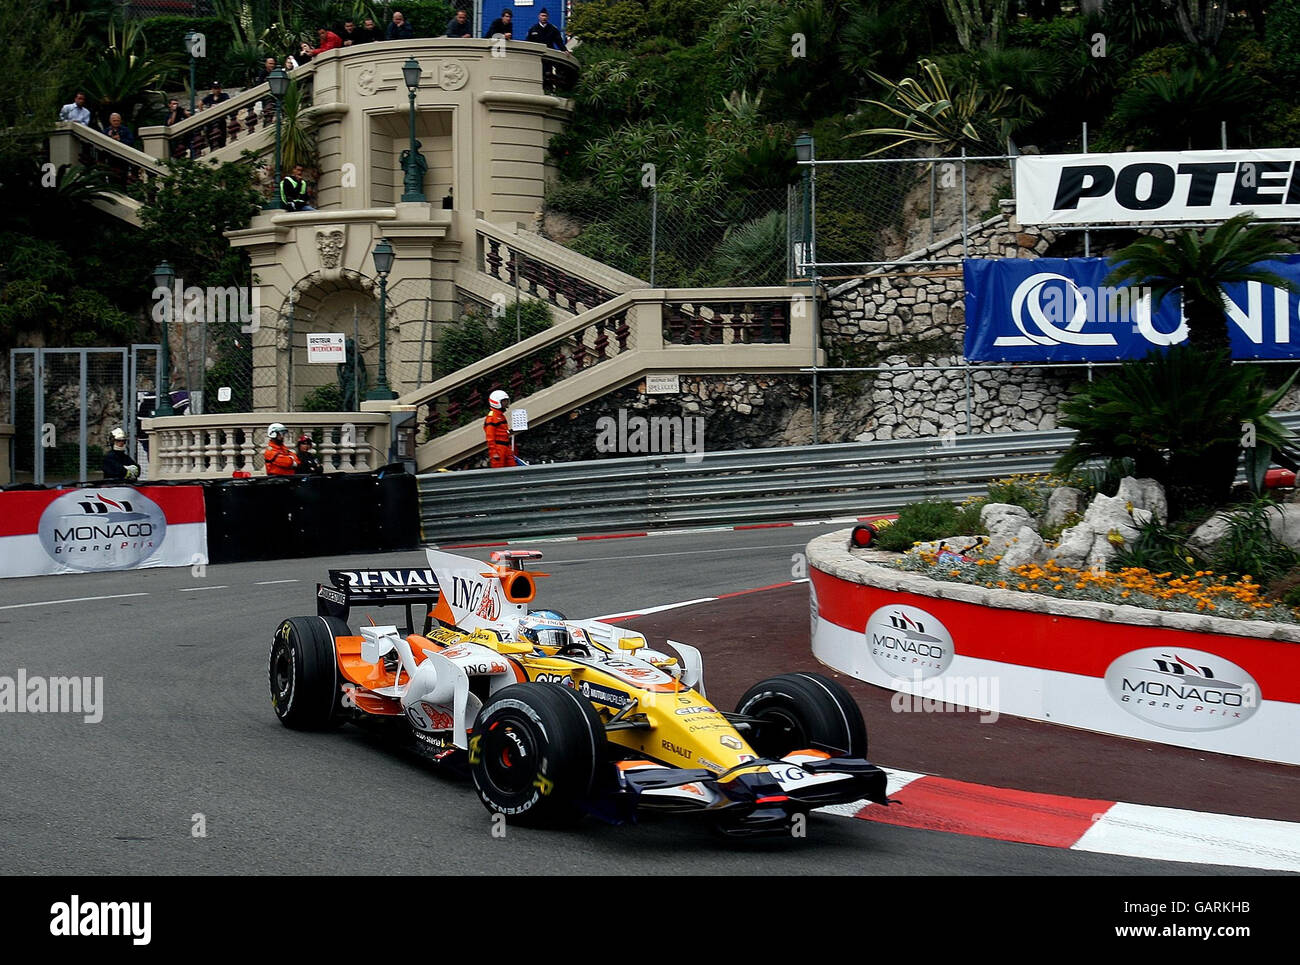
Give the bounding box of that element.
[273,269,402,409]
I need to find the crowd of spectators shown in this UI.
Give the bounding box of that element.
[57,7,574,163]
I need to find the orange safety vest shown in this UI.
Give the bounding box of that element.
[484,409,510,447]
[264,440,300,475]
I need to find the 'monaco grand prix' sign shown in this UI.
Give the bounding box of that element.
[1015,149,1300,225]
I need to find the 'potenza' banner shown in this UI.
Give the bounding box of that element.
[964,255,1300,362]
[0,486,208,578]
[1016,149,1300,225]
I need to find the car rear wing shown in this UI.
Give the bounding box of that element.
[317,567,442,634]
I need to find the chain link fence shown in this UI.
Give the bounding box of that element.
[539,182,794,288]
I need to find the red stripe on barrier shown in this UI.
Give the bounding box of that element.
[0,486,205,536]
[859,776,1115,849]
[734,523,794,530]
[716,581,795,599]
[577,532,648,541]
[811,568,1300,703]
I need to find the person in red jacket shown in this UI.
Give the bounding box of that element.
[301,27,343,60]
[484,390,513,468]
[264,423,300,475]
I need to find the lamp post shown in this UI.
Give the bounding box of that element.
[151,261,176,417]
[367,239,398,400]
[184,31,197,114]
[794,133,814,284]
[794,133,818,443]
[266,68,289,210]
[400,58,427,202]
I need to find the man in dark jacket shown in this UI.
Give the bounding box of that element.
[524,8,567,51]
[484,8,513,38]
[446,8,472,37]
[103,428,140,481]
[387,11,414,40]
[294,435,323,475]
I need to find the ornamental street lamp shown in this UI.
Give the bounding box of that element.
[266,68,289,210]
[794,133,814,284]
[151,261,176,417]
[400,58,427,202]
[184,31,198,114]
[366,239,398,400]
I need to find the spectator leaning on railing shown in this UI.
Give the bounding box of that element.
[387,10,414,40]
[484,8,513,39]
[59,91,91,126]
[446,8,472,37]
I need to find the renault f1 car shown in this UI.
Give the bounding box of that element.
[269,548,890,834]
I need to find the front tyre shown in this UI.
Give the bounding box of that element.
[735,672,867,759]
[469,683,603,827]
[269,616,348,730]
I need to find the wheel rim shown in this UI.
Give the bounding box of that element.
[481,718,538,796]
[271,641,293,705]
[758,706,806,758]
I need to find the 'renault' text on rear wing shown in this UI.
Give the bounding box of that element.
[317,568,441,634]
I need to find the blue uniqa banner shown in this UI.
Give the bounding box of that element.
[964,256,1300,361]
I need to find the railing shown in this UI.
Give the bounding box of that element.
[418,411,1300,540]
[423,298,635,437]
[405,286,812,469]
[147,74,314,161]
[49,122,166,212]
[418,429,1079,540]
[141,412,389,480]
[476,220,646,316]
[662,299,791,345]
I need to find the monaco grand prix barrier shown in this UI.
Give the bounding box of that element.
[0,485,208,578]
[807,531,1300,766]
[0,469,419,574]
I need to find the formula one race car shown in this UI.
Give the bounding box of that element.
[269,549,889,835]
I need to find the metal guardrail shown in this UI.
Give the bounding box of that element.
[418,414,1300,541]
[417,428,1078,541]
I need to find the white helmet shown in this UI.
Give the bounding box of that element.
[489,389,510,410]
[268,422,288,440]
[110,427,126,441]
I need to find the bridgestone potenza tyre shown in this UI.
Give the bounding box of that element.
[269,615,349,730]
[735,672,868,759]
[469,682,604,827]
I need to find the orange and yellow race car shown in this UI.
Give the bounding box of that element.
[269,549,890,835]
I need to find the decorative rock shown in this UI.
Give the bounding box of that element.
[1044,486,1084,530]
[999,526,1046,570]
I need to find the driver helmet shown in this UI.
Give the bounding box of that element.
[518,610,569,649]
[489,389,510,410]
[268,422,289,442]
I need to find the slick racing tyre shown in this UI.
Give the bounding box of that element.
[735,672,868,759]
[269,616,350,730]
[469,682,604,827]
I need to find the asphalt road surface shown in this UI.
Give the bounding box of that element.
[0,527,1287,874]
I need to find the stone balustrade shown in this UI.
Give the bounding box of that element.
[141,412,390,481]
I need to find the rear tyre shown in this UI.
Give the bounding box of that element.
[470,683,604,827]
[734,672,867,759]
[269,616,349,729]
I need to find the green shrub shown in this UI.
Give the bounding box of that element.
[301,383,344,412]
[433,298,554,380]
[1211,498,1300,585]
[397,1,456,38]
[1267,0,1300,85]
[570,0,650,46]
[874,499,985,552]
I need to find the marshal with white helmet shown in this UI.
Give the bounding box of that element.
[269,547,891,835]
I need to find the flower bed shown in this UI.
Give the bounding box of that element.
[898,549,1300,625]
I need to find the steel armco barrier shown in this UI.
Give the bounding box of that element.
[417,414,1300,542]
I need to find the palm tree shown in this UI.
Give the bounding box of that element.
[1104,214,1299,354]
